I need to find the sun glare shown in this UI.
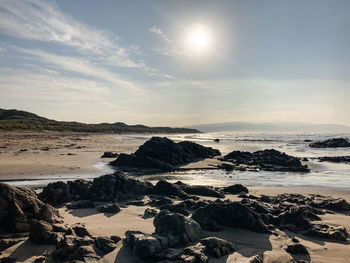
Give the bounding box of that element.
[185,23,213,56]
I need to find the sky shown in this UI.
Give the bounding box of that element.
[0,0,349,126]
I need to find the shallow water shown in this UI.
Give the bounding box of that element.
[3,132,350,190]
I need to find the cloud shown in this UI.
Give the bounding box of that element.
[0,0,145,69]
[14,47,142,92]
[150,26,171,43]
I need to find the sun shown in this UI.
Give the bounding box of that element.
[185,23,213,55]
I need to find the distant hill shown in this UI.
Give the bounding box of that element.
[186,121,350,133]
[0,109,199,134]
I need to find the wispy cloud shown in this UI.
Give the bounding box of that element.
[150,26,171,43]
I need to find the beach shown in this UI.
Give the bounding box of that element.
[1,131,350,262]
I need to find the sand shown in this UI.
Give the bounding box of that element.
[1,132,350,262]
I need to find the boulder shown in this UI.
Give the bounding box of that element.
[110,137,220,171]
[0,183,62,233]
[222,149,309,172]
[199,237,236,258]
[38,181,72,205]
[29,219,62,245]
[223,184,249,194]
[94,236,119,253]
[319,156,350,164]
[153,180,191,200]
[97,203,121,214]
[305,224,348,241]
[67,200,94,209]
[309,138,350,148]
[143,208,158,219]
[154,210,203,247]
[285,243,309,255]
[192,201,268,233]
[174,181,224,198]
[124,230,163,260]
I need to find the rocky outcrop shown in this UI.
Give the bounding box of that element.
[223,184,249,194]
[153,180,192,200]
[154,210,202,247]
[319,156,350,164]
[305,224,348,241]
[0,183,62,233]
[110,137,221,171]
[39,172,153,205]
[192,201,268,233]
[309,138,350,148]
[124,230,235,262]
[97,203,121,214]
[174,181,224,198]
[222,149,309,172]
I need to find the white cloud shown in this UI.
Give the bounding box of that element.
[0,0,144,69]
[150,26,171,43]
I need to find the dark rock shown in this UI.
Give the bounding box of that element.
[153,180,191,200]
[0,237,26,251]
[218,163,235,171]
[319,156,350,164]
[276,206,313,231]
[309,138,350,148]
[223,184,249,194]
[192,201,268,233]
[97,203,121,213]
[72,224,92,238]
[101,152,118,158]
[214,139,220,143]
[126,200,147,206]
[110,137,220,171]
[67,200,94,209]
[0,257,17,263]
[124,230,163,260]
[161,203,190,216]
[150,197,174,207]
[285,243,309,255]
[0,183,62,233]
[94,236,119,253]
[154,210,202,247]
[305,224,348,241]
[143,208,158,219]
[39,181,73,205]
[199,237,235,257]
[222,149,309,172]
[174,181,224,198]
[310,197,350,211]
[29,219,62,245]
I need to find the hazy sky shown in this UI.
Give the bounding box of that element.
[0,0,349,126]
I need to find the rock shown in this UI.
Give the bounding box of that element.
[71,224,92,238]
[39,181,73,205]
[124,230,163,260]
[143,208,158,219]
[67,200,94,209]
[0,257,17,263]
[310,197,350,211]
[94,236,119,253]
[319,156,350,164]
[285,243,309,255]
[154,210,203,247]
[101,151,118,158]
[0,183,62,233]
[71,245,99,261]
[222,149,309,172]
[309,138,350,148]
[223,184,249,194]
[153,180,191,200]
[97,203,121,213]
[174,181,224,198]
[29,219,62,245]
[199,237,235,257]
[214,139,220,143]
[126,200,147,206]
[150,197,174,207]
[161,203,190,216]
[218,163,235,171]
[276,206,313,231]
[110,137,220,171]
[305,224,348,241]
[192,201,268,233]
